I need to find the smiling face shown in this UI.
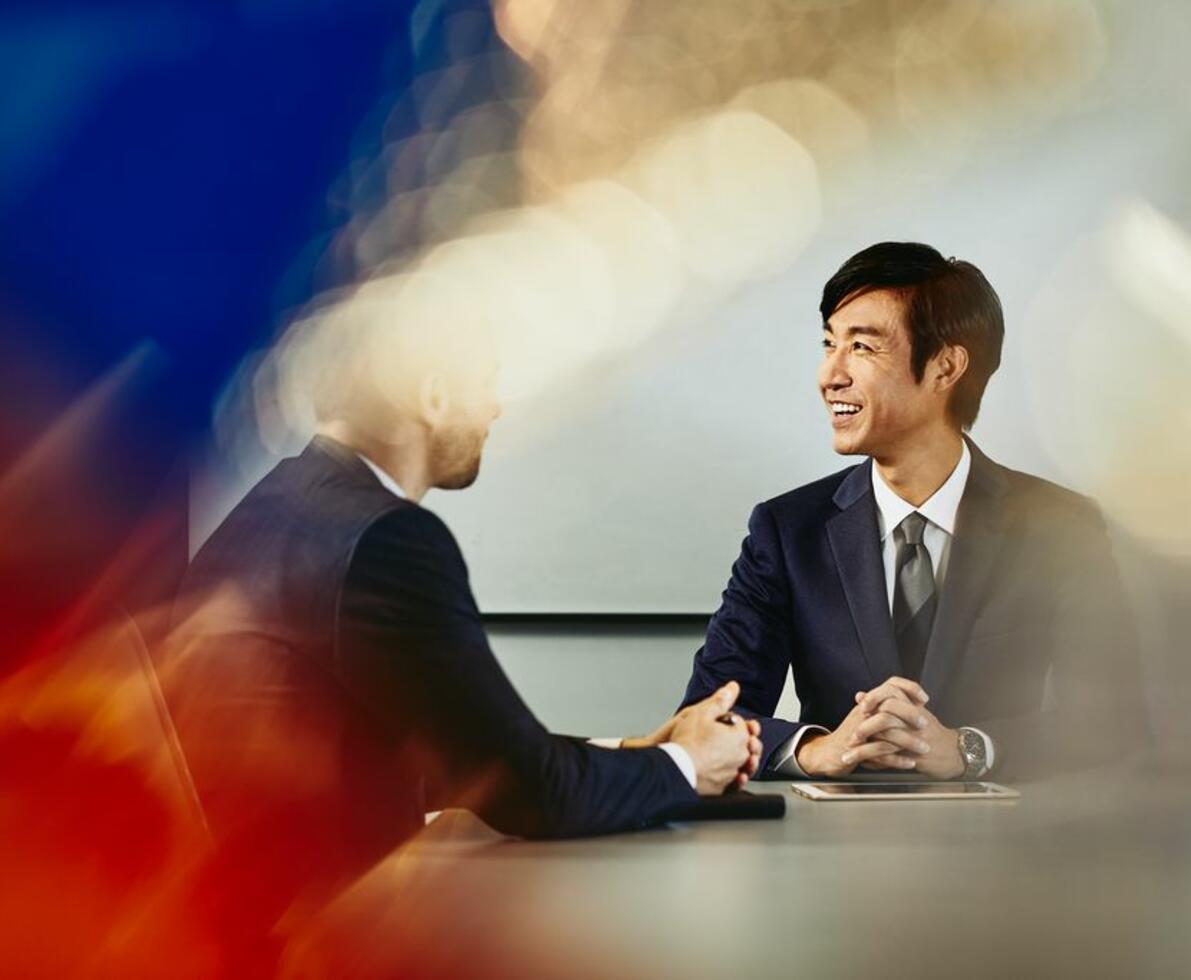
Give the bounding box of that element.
[818,288,955,461]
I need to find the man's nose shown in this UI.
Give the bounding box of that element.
[819,350,851,389]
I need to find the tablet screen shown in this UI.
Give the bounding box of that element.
[813,782,1004,796]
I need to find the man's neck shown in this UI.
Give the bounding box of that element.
[317,420,432,503]
[872,429,965,507]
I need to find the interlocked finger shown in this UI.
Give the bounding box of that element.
[869,726,931,755]
[859,752,918,771]
[852,711,909,743]
[840,739,903,768]
[880,696,930,726]
[856,677,929,714]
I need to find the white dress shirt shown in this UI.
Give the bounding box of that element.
[357,452,407,499]
[870,440,969,610]
[356,452,698,790]
[773,441,995,776]
[587,737,697,789]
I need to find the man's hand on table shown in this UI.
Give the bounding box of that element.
[623,681,763,794]
[852,683,965,779]
[796,676,961,778]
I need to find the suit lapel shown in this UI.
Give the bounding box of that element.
[918,440,1010,700]
[826,461,902,686]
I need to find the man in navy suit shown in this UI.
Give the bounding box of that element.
[680,242,1145,781]
[163,299,762,906]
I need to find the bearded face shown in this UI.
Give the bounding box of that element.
[430,421,489,490]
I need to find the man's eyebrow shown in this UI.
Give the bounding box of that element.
[822,323,887,339]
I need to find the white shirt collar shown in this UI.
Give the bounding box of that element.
[356,453,407,500]
[871,440,970,540]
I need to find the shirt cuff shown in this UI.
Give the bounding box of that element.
[658,742,698,789]
[585,737,697,790]
[966,726,996,774]
[587,737,623,750]
[768,725,830,777]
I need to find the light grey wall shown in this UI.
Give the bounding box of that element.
[486,622,801,737]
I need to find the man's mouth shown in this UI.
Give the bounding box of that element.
[828,400,863,425]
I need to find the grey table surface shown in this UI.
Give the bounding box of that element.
[281,763,1191,980]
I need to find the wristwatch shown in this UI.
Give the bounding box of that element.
[957,727,989,779]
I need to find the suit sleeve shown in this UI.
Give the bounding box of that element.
[975,504,1150,779]
[336,505,697,838]
[680,502,805,771]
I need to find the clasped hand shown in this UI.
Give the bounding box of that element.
[795,676,964,779]
[623,681,763,795]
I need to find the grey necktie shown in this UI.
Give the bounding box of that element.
[893,512,936,681]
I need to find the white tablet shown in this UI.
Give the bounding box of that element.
[792,781,1019,801]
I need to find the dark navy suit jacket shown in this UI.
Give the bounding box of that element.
[682,441,1146,779]
[165,436,695,890]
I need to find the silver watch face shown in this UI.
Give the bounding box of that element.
[959,728,987,775]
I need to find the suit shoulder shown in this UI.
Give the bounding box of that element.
[995,463,1105,530]
[359,501,463,557]
[353,502,474,590]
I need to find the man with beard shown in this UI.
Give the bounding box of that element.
[163,287,761,913]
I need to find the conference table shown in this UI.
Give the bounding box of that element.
[281,762,1190,979]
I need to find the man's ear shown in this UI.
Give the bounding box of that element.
[932,344,970,395]
[419,374,450,425]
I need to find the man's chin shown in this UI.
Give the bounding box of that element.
[830,432,852,455]
[437,465,480,491]
[831,432,869,457]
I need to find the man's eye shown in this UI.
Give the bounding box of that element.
[852,342,872,353]
[822,339,835,351]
